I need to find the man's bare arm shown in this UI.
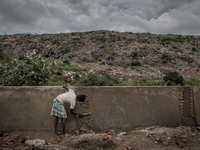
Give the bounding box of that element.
[63,85,69,91]
[70,109,83,117]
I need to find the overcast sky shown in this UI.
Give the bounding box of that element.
[0,0,200,35]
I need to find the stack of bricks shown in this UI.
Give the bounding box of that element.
[190,87,195,117]
[179,87,184,117]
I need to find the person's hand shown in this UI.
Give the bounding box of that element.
[79,113,83,117]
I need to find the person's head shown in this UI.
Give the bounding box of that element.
[76,94,86,102]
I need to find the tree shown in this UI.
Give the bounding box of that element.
[0,53,55,86]
[163,71,184,86]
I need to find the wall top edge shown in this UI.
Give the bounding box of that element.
[0,86,196,88]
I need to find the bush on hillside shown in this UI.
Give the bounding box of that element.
[0,44,11,63]
[163,71,184,86]
[131,61,141,66]
[161,51,170,63]
[63,59,70,65]
[0,53,55,86]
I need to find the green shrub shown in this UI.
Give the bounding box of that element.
[71,37,80,41]
[192,47,196,51]
[104,43,115,55]
[187,55,194,64]
[173,45,178,49]
[131,51,138,58]
[0,44,11,62]
[110,61,130,68]
[73,73,121,86]
[106,55,114,61]
[60,65,89,72]
[56,70,62,75]
[161,51,170,63]
[60,46,70,53]
[163,71,184,86]
[93,55,101,61]
[18,55,25,60]
[131,61,141,66]
[122,79,165,86]
[178,49,183,53]
[71,37,81,44]
[96,35,106,43]
[82,56,90,63]
[185,76,200,86]
[162,58,168,63]
[48,81,63,86]
[71,32,76,36]
[161,35,185,43]
[0,53,55,86]
[51,75,64,82]
[63,59,70,65]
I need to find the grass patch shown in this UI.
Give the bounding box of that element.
[81,56,90,63]
[73,73,121,86]
[131,51,138,58]
[122,79,165,86]
[71,37,81,43]
[131,61,141,66]
[60,46,70,53]
[185,76,200,86]
[104,43,115,54]
[63,59,70,65]
[187,55,194,64]
[161,51,170,63]
[161,35,185,43]
[109,61,130,68]
[96,35,106,43]
[51,75,65,82]
[48,81,63,86]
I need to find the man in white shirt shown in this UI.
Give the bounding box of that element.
[51,85,86,136]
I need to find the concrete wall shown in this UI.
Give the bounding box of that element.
[0,86,199,133]
[194,87,200,126]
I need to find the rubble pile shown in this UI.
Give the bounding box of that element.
[0,126,200,150]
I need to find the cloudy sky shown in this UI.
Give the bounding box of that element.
[0,0,200,35]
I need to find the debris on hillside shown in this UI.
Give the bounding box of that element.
[1,31,200,81]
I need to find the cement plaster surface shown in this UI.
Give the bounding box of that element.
[194,87,200,126]
[0,86,196,133]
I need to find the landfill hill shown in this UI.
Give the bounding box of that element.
[1,30,200,81]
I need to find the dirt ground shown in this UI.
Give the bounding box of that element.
[1,126,200,150]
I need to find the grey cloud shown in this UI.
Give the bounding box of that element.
[0,0,199,35]
[0,0,48,24]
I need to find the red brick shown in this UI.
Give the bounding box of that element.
[162,140,169,146]
[173,134,180,138]
[178,142,185,148]
[180,139,187,143]
[80,127,86,132]
[10,135,19,140]
[126,146,132,150]
[86,130,93,134]
[103,135,112,140]
[155,137,161,142]
[6,141,14,145]
[75,130,79,135]
[146,134,151,138]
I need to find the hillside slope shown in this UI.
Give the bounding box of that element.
[1,30,200,81]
